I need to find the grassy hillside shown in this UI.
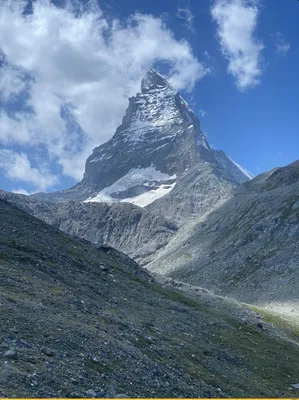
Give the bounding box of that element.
[1,199,299,398]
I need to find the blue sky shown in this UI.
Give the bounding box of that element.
[0,0,298,194]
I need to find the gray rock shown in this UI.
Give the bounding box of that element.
[292,200,299,210]
[0,363,14,383]
[41,347,55,357]
[291,383,299,389]
[3,349,17,359]
[86,389,97,397]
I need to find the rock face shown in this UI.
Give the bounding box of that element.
[2,199,299,398]
[147,161,299,316]
[0,190,177,265]
[32,69,251,225]
[146,160,236,225]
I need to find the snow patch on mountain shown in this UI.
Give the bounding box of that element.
[227,156,254,180]
[120,182,176,207]
[84,165,176,207]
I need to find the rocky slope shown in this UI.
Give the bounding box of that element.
[0,191,177,265]
[2,199,299,398]
[147,160,299,317]
[32,69,251,224]
[1,161,298,273]
[146,160,235,225]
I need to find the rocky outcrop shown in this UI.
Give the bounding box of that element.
[146,161,235,225]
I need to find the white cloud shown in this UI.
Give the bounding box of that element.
[0,111,32,144]
[273,32,290,56]
[0,149,59,191]
[203,51,211,60]
[176,6,195,32]
[0,65,28,101]
[0,0,208,188]
[199,109,207,117]
[211,0,264,91]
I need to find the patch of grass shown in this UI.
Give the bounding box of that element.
[45,259,57,267]
[50,287,64,297]
[278,196,298,220]
[243,222,253,232]
[85,358,112,373]
[6,295,18,303]
[246,304,299,342]
[150,283,206,311]
[183,253,193,260]
[209,310,299,394]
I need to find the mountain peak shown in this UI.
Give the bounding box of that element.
[141,69,171,93]
[32,68,251,206]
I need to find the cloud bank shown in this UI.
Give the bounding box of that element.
[0,0,208,191]
[211,0,264,91]
[0,149,59,191]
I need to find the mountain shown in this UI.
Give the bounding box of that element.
[32,69,251,223]
[0,69,254,262]
[1,68,299,397]
[147,160,299,318]
[13,69,253,262]
[1,198,299,398]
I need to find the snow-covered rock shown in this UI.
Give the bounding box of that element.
[85,165,176,207]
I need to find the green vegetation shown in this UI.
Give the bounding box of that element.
[247,304,299,342]
[183,252,193,260]
[150,282,207,311]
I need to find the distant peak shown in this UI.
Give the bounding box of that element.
[141,69,171,93]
